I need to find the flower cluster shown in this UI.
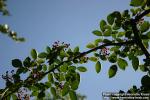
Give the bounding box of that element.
[52,41,70,50]
[17,87,30,100]
[100,47,110,56]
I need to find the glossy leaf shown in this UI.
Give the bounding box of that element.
[86,43,95,49]
[69,90,77,100]
[38,52,47,58]
[95,61,101,73]
[12,59,22,68]
[132,56,139,71]
[117,58,128,70]
[108,65,117,78]
[107,13,115,25]
[31,49,37,60]
[100,20,107,32]
[77,66,87,72]
[92,30,102,36]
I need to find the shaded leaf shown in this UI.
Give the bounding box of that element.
[95,61,101,73]
[51,87,56,98]
[69,90,77,100]
[108,65,117,78]
[141,75,150,87]
[12,59,22,68]
[107,13,115,25]
[62,83,69,96]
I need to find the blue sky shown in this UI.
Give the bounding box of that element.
[0,0,146,99]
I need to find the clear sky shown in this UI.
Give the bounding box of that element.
[0,0,146,100]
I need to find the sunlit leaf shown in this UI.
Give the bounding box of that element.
[89,57,98,62]
[100,20,107,32]
[130,0,145,7]
[117,58,128,70]
[92,30,102,36]
[95,61,101,73]
[108,65,117,78]
[77,66,87,72]
[31,49,37,60]
[86,43,95,49]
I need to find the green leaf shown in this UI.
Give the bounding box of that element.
[132,56,139,71]
[108,53,117,63]
[89,57,98,62]
[62,83,70,96]
[94,39,103,46]
[95,61,101,73]
[117,58,128,70]
[69,90,77,100]
[140,21,150,33]
[86,43,95,49]
[51,87,56,98]
[107,13,115,25]
[108,65,117,78]
[117,32,125,37]
[46,46,51,53]
[31,49,37,60]
[141,75,150,87]
[130,0,145,7]
[74,46,79,53]
[38,52,47,58]
[100,20,107,32]
[12,59,22,68]
[42,64,47,71]
[11,94,18,100]
[92,30,102,36]
[104,29,111,36]
[77,66,87,72]
[48,73,54,83]
[71,80,80,90]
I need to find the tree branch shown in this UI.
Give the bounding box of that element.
[130,18,150,59]
[135,9,150,22]
[44,40,135,76]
